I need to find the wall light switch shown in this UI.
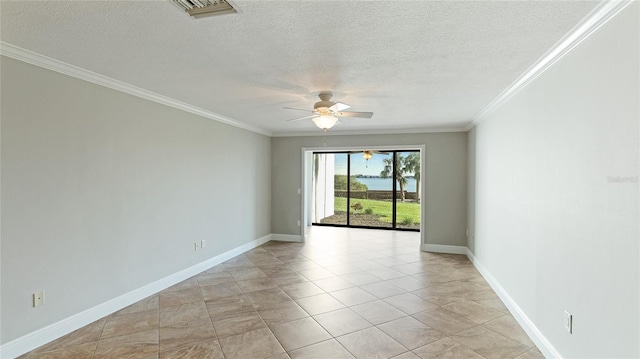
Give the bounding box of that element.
[201,240,206,248]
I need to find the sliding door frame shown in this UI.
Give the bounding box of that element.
[301,145,426,243]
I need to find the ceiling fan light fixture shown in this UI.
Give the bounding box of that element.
[363,151,373,160]
[312,114,338,131]
[172,0,237,18]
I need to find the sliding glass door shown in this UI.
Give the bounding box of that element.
[312,150,420,231]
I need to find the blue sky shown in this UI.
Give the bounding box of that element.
[336,153,391,176]
[334,152,415,176]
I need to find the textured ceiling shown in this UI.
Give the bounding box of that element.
[1,0,600,135]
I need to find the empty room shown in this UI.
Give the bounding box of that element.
[1,1,638,358]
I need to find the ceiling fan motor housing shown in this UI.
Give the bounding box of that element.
[314,101,335,113]
[314,92,335,114]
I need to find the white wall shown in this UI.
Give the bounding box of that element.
[271,133,467,247]
[468,3,639,358]
[0,57,272,345]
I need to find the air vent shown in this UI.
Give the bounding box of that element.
[173,0,237,18]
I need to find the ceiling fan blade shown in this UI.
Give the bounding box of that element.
[286,114,318,122]
[336,111,373,118]
[283,107,314,113]
[329,102,350,112]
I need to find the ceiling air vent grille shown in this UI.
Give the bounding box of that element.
[173,0,237,18]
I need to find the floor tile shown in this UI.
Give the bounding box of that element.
[212,310,266,338]
[159,301,208,327]
[377,316,444,349]
[337,327,406,359]
[383,293,438,315]
[341,272,381,286]
[200,282,244,301]
[229,267,267,281]
[159,339,224,359]
[159,318,216,353]
[159,287,203,308]
[391,352,420,359]
[350,300,406,325]
[313,308,372,337]
[515,348,546,359]
[102,309,158,339]
[257,301,310,325]
[23,342,98,359]
[270,317,332,351]
[280,281,325,299]
[389,263,425,275]
[206,293,255,320]
[161,277,199,293]
[413,337,484,359]
[450,326,529,359]
[94,328,158,359]
[386,277,426,291]
[30,318,106,353]
[197,272,235,287]
[236,277,279,293]
[113,296,159,316]
[288,339,355,359]
[245,288,294,310]
[441,299,504,324]
[21,228,543,359]
[330,287,377,306]
[369,267,406,280]
[361,281,406,298]
[313,276,355,292]
[483,315,535,347]
[272,273,310,286]
[299,268,335,281]
[218,327,285,359]
[296,293,346,315]
[259,265,298,278]
[411,308,477,335]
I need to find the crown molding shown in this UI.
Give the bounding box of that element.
[466,0,635,131]
[271,126,468,137]
[0,42,272,137]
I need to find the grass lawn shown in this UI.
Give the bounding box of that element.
[334,197,420,225]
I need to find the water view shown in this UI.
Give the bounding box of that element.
[354,177,418,192]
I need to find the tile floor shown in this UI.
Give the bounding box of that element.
[20,227,544,359]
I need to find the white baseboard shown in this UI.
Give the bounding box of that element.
[466,249,560,359]
[271,233,303,242]
[0,234,272,359]
[421,243,468,254]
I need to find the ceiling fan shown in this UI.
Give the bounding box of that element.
[350,150,390,166]
[285,92,373,131]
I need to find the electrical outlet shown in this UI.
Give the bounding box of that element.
[297,220,301,227]
[33,291,44,307]
[201,240,206,248]
[564,310,573,334]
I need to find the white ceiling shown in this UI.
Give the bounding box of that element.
[1,0,600,136]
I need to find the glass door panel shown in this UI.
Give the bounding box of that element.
[349,152,393,228]
[311,150,420,231]
[395,151,421,230]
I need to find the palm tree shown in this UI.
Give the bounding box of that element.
[404,152,421,203]
[380,153,408,201]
